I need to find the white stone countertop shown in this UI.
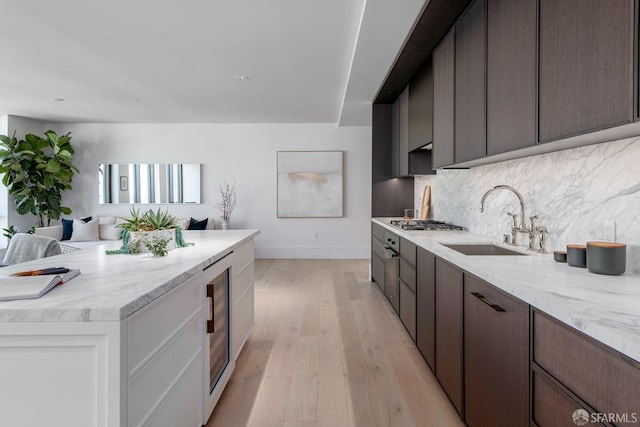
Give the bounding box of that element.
[373,218,640,363]
[0,230,259,323]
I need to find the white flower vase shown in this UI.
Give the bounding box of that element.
[221,219,229,230]
[129,229,177,253]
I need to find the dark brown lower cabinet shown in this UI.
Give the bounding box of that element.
[532,310,640,425]
[435,259,464,415]
[399,279,416,341]
[416,248,435,371]
[464,274,529,427]
[531,368,603,427]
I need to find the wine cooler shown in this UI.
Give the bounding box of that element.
[203,253,233,421]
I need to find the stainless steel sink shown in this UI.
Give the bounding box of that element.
[441,243,528,256]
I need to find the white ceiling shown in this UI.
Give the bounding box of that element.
[0,0,426,125]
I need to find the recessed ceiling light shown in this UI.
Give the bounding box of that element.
[52,97,64,102]
[234,76,250,81]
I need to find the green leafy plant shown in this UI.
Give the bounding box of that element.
[2,225,36,240]
[141,233,172,257]
[116,207,176,232]
[0,130,78,227]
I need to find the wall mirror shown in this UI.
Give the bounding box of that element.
[99,163,201,204]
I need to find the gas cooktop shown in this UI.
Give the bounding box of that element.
[389,219,465,231]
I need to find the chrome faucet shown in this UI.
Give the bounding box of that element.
[479,185,544,250]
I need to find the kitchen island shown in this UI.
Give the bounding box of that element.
[0,229,259,427]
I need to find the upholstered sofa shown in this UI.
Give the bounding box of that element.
[34,216,216,250]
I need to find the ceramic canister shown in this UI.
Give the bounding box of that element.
[586,242,626,275]
[566,244,587,268]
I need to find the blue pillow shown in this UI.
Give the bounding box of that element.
[189,217,208,230]
[61,216,92,240]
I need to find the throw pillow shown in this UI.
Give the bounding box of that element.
[99,224,122,240]
[189,217,208,230]
[70,218,99,242]
[174,217,190,230]
[61,216,92,241]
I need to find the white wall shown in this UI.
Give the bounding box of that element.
[415,136,640,273]
[46,123,372,259]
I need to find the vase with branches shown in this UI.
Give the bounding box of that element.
[216,180,237,229]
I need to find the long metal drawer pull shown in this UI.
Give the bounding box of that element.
[207,284,215,333]
[471,291,505,312]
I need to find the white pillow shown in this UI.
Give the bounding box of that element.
[174,217,190,230]
[70,218,100,242]
[34,225,63,241]
[99,216,116,225]
[99,224,122,240]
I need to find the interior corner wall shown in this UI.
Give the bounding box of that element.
[45,123,372,259]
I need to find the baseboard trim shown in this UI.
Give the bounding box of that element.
[255,246,370,259]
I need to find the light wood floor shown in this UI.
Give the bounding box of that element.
[206,259,464,427]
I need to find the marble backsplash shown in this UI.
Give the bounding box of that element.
[414,136,640,274]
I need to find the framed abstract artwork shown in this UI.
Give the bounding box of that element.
[277,151,343,218]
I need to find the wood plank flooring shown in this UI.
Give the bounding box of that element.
[206,259,463,427]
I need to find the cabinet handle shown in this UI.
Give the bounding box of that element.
[206,284,215,333]
[471,292,505,312]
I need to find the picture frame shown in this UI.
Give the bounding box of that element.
[119,176,128,192]
[277,151,343,218]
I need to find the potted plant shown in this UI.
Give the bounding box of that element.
[113,208,185,255]
[0,130,78,227]
[217,179,237,230]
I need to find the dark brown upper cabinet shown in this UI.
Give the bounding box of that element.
[538,0,634,142]
[486,0,537,155]
[409,58,434,151]
[454,0,487,163]
[433,28,456,168]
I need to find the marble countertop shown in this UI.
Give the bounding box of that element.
[0,230,259,323]
[373,218,640,363]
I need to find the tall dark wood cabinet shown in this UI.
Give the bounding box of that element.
[416,247,436,371]
[486,0,537,155]
[433,28,456,168]
[391,87,410,177]
[538,0,634,142]
[372,104,393,184]
[435,258,464,415]
[371,104,414,217]
[454,0,487,163]
[464,274,529,427]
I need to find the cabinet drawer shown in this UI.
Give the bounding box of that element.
[399,280,416,341]
[400,238,416,266]
[128,312,203,427]
[233,240,254,276]
[128,272,202,374]
[532,369,603,427]
[372,236,386,259]
[372,223,385,241]
[533,310,640,415]
[399,258,416,293]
